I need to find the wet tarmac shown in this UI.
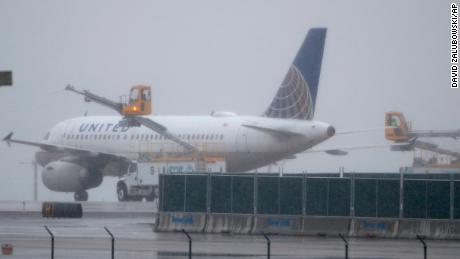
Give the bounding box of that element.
[0,201,459,259]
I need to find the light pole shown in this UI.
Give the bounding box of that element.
[19,161,38,201]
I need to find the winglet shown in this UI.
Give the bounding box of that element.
[3,132,13,147]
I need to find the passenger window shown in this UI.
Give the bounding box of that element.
[220,134,224,140]
[123,135,127,140]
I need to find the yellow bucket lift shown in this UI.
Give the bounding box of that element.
[385,111,460,142]
[121,85,152,116]
[65,84,152,116]
[385,112,410,142]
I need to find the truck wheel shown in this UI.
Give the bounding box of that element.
[146,191,156,201]
[117,183,128,201]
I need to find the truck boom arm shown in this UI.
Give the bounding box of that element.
[414,140,460,160]
[127,116,199,153]
[65,85,123,114]
[410,130,460,140]
[65,85,202,158]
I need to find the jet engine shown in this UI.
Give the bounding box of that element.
[41,161,102,192]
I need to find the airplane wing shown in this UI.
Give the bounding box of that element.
[3,132,127,160]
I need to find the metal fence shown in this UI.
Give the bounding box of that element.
[159,172,460,219]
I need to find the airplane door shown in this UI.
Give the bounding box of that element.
[236,126,249,153]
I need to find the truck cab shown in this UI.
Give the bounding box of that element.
[117,162,159,201]
[116,157,226,201]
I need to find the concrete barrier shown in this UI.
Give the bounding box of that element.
[350,218,399,238]
[398,219,460,239]
[251,215,303,235]
[154,211,460,240]
[205,214,253,234]
[155,212,206,233]
[303,217,350,236]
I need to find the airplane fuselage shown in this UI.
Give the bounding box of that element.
[39,114,333,172]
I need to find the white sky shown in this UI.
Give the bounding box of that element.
[0,0,458,201]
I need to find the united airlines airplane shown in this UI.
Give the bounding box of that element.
[4,28,334,201]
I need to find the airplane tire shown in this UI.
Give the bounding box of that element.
[74,190,88,201]
[117,183,128,201]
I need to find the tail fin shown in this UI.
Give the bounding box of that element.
[264,28,327,120]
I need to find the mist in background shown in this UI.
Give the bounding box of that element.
[0,0,457,201]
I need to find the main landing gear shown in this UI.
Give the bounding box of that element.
[74,190,88,201]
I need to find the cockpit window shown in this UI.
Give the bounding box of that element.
[43,132,50,141]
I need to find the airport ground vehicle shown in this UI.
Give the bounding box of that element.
[66,84,152,116]
[116,157,226,201]
[385,111,460,172]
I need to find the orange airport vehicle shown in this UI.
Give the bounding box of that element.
[65,84,152,116]
[385,111,460,142]
[121,85,152,116]
[384,111,460,172]
[385,112,411,142]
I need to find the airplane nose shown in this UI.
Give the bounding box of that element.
[327,126,335,137]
